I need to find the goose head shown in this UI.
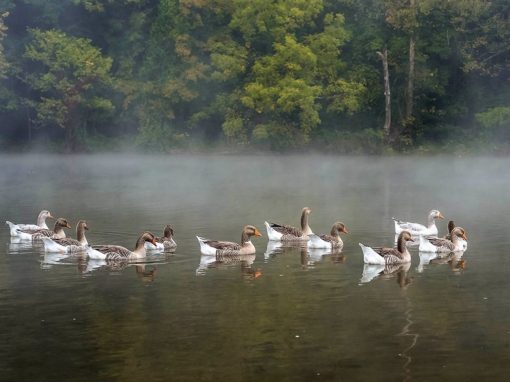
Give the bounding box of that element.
[39,210,55,221]
[163,224,174,238]
[447,220,456,233]
[141,232,157,246]
[77,220,89,231]
[243,225,263,238]
[302,207,312,216]
[54,218,71,231]
[399,230,414,243]
[451,227,468,241]
[429,209,445,221]
[331,222,349,235]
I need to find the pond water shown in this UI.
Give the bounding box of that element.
[0,154,509,381]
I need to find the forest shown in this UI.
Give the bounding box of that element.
[0,0,509,153]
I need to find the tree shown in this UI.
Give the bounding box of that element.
[0,11,8,79]
[24,29,113,150]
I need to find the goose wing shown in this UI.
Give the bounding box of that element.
[425,237,455,252]
[91,245,131,260]
[319,234,336,243]
[204,240,241,251]
[269,223,302,237]
[371,247,404,259]
[54,238,81,246]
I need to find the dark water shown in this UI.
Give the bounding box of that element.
[1,154,510,381]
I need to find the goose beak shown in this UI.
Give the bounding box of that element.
[84,225,89,231]
[342,227,349,234]
[438,212,445,219]
[408,237,415,242]
[151,238,157,246]
[254,229,262,237]
[48,214,55,220]
[462,232,468,240]
[66,223,71,228]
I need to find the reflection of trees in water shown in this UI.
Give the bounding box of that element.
[398,295,418,382]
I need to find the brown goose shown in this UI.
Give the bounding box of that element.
[359,231,414,264]
[145,224,176,251]
[87,232,157,261]
[307,222,348,249]
[196,225,262,256]
[265,207,313,241]
[6,210,55,236]
[40,220,89,253]
[17,218,71,241]
[419,227,467,253]
[443,220,467,250]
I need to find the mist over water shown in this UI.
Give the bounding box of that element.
[1,154,510,381]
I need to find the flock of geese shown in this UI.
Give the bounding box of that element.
[5,208,468,272]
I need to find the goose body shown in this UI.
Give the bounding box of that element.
[419,227,467,253]
[6,210,54,237]
[359,231,414,265]
[393,209,444,236]
[145,225,177,251]
[41,220,89,253]
[87,232,156,261]
[266,207,313,242]
[307,222,348,249]
[196,225,262,256]
[15,218,71,241]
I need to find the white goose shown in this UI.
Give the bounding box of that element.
[40,220,89,253]
[359,231,414,265]
[265,207,313,241]
[307,222,348,249]
[419,227,467,253]
[6,210,54,237]
[393,209,444,236]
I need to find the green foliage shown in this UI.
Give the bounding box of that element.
[0,0,510,152]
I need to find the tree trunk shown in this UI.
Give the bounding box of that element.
[377,48,391,141]
[406,34,415,120]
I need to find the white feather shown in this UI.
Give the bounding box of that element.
[307,234,331,249]
[41,237,67,253]
[196,236,217,256]
[264,221,283,241]
[359,243,386,265]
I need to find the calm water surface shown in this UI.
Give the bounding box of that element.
[1,154,510,381]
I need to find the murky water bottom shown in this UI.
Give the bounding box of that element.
[1,154,510,381]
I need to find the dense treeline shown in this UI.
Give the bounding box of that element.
[1,0,510,153]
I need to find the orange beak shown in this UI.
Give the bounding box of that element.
[254,271,262,278]
[254,229,262,237]
[438,212,445,219]
[462,232,468,240]
[151,238,157,246]
[66,223,72,228]
[48,214,55,220]
[408,237,415,242]
[342,227,349,234]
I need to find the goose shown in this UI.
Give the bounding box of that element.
[40,220,89,253]
[6,210,54,237]
[16,218,71,241]
[265,207,313,241]
[307,222,348,249]
[196,225,262,256]
[145,224,176,251]
[87,232,157,261]
[393,209,444,236]
[359,231,414,265]
[419,227,467,253]
[443,220,467,250]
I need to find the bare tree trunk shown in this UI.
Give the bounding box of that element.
[406,34,415,120]
[406,0,416,120]
[377,48,391,141]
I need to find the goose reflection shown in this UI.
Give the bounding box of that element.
[195,253,259,278]
[302,247,346,267]
[264,240,308,261]
[418,250,465,273]
[360,262,412,287]
[82,258,165,281]
[8,236,37,252]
